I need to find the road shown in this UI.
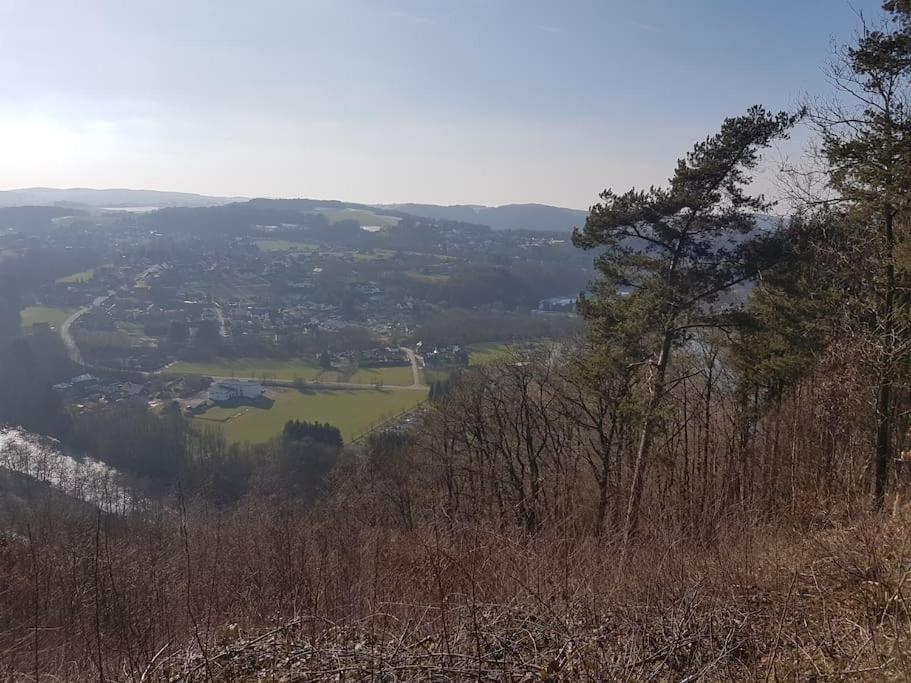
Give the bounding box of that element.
[60,293,110,366]
[213,303,228,338]
[402,346,425,389]
[59,264,161,367]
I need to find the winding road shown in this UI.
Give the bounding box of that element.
[59,264,162,367]
[60,293,110,366]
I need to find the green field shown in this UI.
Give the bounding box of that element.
[167,358,415,386]
[254,240,319,253]
[467,342,514,365]
[168,358,324,381]
[319,208,400,228]
[421,344,514,382]
[114,321,145,335]
[423,368,453,384]
[19,306,76,330]
[194,386,427,444]
[405,270,451,284]
[346,365,415,386]
[56,269,94,284]
[328,248,395,262]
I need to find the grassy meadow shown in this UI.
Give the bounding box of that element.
[346,365,414,386]
[56,269,95,284]
[19,305,76,330]
[168,358,324,381]
[193,386,426,444]
[168,357,415,386]
[254,240,319,253]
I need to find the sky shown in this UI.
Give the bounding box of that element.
[0,0,888,209]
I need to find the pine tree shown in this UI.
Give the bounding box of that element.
[574,106,798,546]
[732,210,845,398]
[809,7,911,504]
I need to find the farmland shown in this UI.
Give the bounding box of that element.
[404,271,451,284]
[346,365,415,386]
[56,269,95,284]
[467,342,513,365]
[254,240,319,253]
[318,207,401,228]
[19,305,76,330]
[167,358,324,381]
[193,386,427,444]
[167,357,415,386]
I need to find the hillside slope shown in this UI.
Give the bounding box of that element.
[160,513,911,681]
[383,202,588,232]
[0,187,244,209]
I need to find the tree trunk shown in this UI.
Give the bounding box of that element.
[875,208,896,508]
[621,329,673,552]
[875,369,893,505]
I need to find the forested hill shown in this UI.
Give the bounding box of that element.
[381,202,588,232]
[0,187,244,209]
[0,189,589,233]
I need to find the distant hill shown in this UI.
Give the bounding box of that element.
[0,206,88,230]
[0,190,588,231]
[380,203,588,232]
[0,187,244,209]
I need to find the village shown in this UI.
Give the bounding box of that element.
[9,202,583,445]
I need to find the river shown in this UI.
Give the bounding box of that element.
[0,427,135,513]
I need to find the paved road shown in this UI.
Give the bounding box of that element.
[213,303,228,338]
[60,294,110,366]
[59,264,161,367]
[402,346,425,389]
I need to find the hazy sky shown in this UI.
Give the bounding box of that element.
[0,0,886,208]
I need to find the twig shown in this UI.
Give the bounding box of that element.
[765,572,798,683]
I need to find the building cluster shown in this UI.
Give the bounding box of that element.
[421,344,469,368]
[358,347,410,367]
[52,373,145,404]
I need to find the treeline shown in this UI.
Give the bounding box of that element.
[0,333,74,437]
[63,404,343,503]
[408,309,582,347]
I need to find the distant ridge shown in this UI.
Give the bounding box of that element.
[0,187,244,209]
[380,202,588,232]
[0,188,589,232]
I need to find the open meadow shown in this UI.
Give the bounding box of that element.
[318,207,400,227]
[168,357,415,385]
[253,240,319,253]
[168,358,324,381]
[55,269,95,284]
[19,305,76,330]
[467,342,513,365]
[192,386,427,444]
[346,365,415,386]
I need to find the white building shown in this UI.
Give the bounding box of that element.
[208,380,265,404]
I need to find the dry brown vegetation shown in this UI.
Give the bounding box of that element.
[2,339,911,681]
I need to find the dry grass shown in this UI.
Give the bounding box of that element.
[4,496,911,681]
